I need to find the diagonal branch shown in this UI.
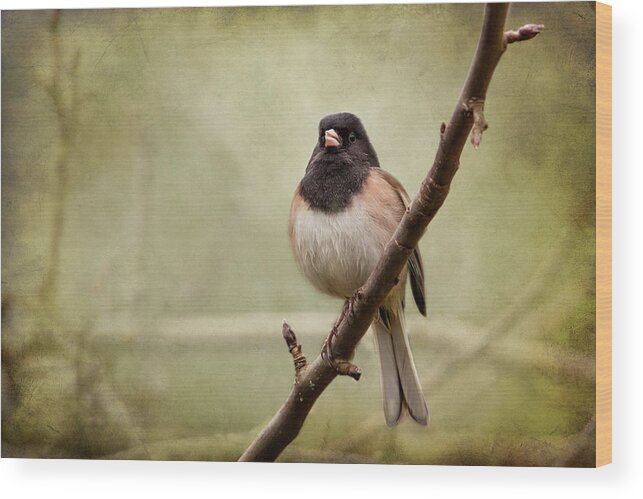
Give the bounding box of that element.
[238,3,542,463]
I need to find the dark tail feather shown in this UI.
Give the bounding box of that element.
[373,320,403,426]
[374,306,429,426]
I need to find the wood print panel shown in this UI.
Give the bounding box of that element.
[1,2,608,466]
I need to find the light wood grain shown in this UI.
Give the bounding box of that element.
[595,1,612,468]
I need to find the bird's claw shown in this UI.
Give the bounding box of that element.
[321,325,361,381]
[321,325,338,368]
[345,288,362,325]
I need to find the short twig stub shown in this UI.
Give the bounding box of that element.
[282,321,307,379]
[466,98,489,149]
[504,24,545,44]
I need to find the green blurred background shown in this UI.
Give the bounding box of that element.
[1,2,596,465]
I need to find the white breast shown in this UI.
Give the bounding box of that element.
[291,199,389,298]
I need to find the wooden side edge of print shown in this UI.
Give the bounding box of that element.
[595,0,612,468]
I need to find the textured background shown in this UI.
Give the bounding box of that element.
[2,2,596,465]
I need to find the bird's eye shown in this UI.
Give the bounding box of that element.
[348,132,357,144]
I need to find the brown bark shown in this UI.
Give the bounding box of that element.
[238,3,542,463]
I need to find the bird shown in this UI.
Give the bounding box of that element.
[288,112,429,427]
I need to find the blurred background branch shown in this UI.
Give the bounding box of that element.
[39,9,82,313]
[3,9,147,459]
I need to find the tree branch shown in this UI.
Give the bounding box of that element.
[238,3,542,463]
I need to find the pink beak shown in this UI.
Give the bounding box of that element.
[324,129,341,148]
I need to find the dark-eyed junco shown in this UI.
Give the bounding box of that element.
[288,112,429,426]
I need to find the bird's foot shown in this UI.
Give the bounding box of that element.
[345,288,363,325]
[320,326,337,366]
[321,320,361,381]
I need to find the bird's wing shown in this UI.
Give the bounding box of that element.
[407,247,426,316]
[372,168,427,316]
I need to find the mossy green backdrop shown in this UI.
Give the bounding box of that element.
[2,2,596,465]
